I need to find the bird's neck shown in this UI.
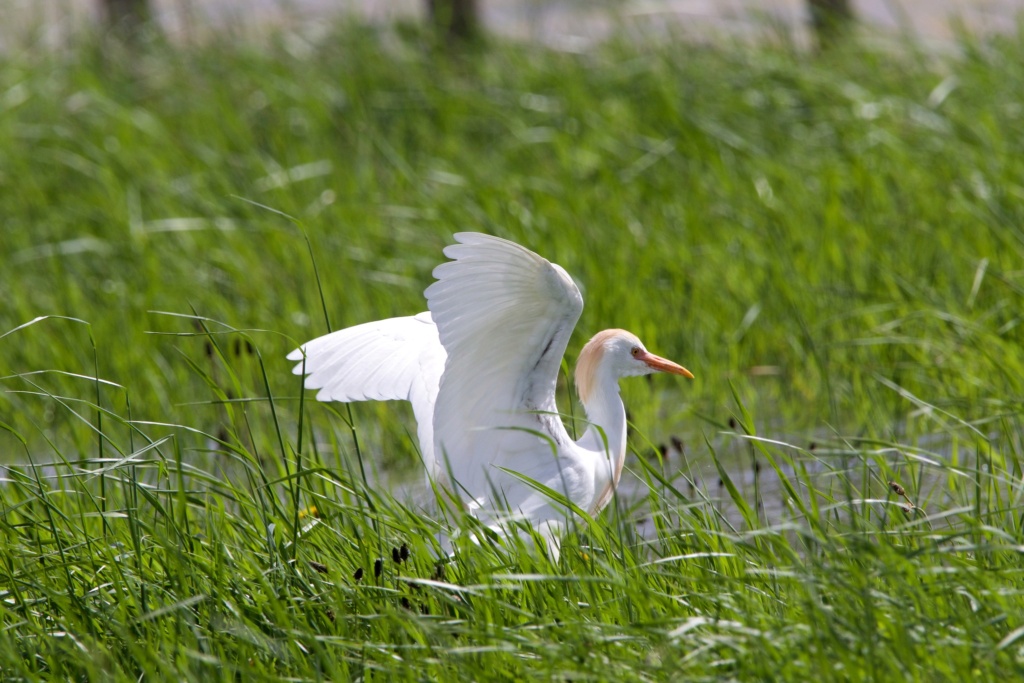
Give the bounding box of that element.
[578,371,628,490]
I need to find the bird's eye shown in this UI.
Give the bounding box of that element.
[631,346,641,357]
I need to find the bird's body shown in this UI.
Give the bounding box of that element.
[288,233,691,550]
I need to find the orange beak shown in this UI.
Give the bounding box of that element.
[638,350,694,379]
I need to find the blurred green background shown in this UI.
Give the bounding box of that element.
[3,16,1023,468]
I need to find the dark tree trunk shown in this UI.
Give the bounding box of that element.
[101,0,151,33]
[428,0,479,43]
[808,0,853,48]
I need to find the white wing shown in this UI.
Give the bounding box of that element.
[425,233,584,514]
[287,312,446,469]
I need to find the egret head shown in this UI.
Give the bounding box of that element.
[575,329,693,405]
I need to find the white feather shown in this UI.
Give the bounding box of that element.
[287,312,446,472]
[424,233,584,520]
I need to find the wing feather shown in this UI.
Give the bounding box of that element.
[425,233,584,512]
[287,312,445,470]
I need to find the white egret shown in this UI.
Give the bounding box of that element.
[288,233,692,553]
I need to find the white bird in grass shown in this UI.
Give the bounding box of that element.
[288,233,692,555]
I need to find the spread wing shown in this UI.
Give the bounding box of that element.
[425,233,584,512]
[287,312,446,469]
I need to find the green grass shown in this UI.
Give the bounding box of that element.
[2,17,1024,681]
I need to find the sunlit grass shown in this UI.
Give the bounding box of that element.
[1,17,1024,681]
